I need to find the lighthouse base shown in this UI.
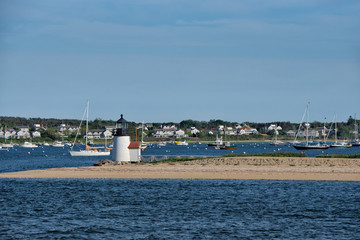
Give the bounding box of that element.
[112,136,131,162]
[112,136,141,162]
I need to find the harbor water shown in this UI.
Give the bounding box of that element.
[1,143,359,239]
[1,142,360,173]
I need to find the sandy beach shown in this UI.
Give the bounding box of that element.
[1,157,359,181]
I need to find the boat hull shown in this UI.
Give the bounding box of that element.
[220,146,237,150]
[69,150,110,157]
[293,145,329,150]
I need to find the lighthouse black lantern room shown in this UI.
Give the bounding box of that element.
[115,114,128,136]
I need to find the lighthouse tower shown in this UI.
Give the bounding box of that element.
[112,114,141,162]
[113,114,131,162]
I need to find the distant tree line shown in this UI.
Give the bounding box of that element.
[0,116,359,140]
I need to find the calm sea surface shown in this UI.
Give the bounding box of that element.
[1,142,359,173]
[1,143,359,239]
[1,179,359,239]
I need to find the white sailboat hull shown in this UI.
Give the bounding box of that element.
[69,150,110,157]
[0,143,15,148]
[21,142,38,148]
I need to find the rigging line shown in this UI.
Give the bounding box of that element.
[294,103,308,143]
[71,102,87,150]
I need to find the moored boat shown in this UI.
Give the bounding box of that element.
[219,125,237,150]
[208,134,223,147]
[51,141,65,147]
[21,141,38,148]
[293,142,329,150]
[69,100,111,157]
[175,140,188,146]
[330,141,352,148]
[329,113,351,148]
[293,103,329,150]
[350,114,360,146]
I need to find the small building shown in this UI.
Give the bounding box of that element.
[4,129,17,139]
[286,130,297,137]
[175,129,186,138]
[86,130,102,139]
[128,142,141,162]
[190,127,200,135]
[101,129,114,139]
[31,131,41,138]
[298,130,319,138]
[58,124,79,133]
[16,126,30,139]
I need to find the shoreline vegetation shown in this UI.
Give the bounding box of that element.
[1,115,359,144]
[1,153,359,181]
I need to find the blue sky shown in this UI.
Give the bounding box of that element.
[1,0,359,123]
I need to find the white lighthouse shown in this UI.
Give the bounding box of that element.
[112,114,141,162]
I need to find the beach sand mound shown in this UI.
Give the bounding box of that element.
[0,157,359,181]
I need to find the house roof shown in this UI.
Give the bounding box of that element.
[128,142,141,149]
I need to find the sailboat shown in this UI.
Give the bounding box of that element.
[269,125,286,146]
[330,113,351,148]
[220,125,237,150]
[69,101,111,157]
[140,121,147,150]
[293,103,329,150]
[0,127,15,148]
[351,114,360,147]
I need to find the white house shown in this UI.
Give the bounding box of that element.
[16,126,30,139]
[237,127,258,135]
[298,130,319,138]
[175,129,186,138]
[86,130,102,139]
[101,129,114,139]
[5,129,16,139]
[31,124,42,130]
[58,124,79,133]
[162,125,177,131]
[31,131,41,138]
[190,127,200,135]
[286,130,297,137]
[152,130,175,138]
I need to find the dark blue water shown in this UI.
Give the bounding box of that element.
[1,144,360,239]
[1,179,359,239]
[1,142,359,173]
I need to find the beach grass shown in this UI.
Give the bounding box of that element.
[223,152,308,158]
[316,154,360,159]
[151,152,308,164]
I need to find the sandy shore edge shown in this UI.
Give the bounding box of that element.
[1,157,359,181]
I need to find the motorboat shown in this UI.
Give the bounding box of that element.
[20,141,38,148]
[51,141,65,147]
[175,140,188,146]
[208,135,223,147]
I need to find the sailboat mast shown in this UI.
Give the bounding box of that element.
[355,114,358,140]
[306,103,309,145]
[323,118,326,143]
[334,113,337,143]
[85,100,89,150]
[141,121,144,144]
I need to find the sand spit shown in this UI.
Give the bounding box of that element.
[0,157,359,181]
